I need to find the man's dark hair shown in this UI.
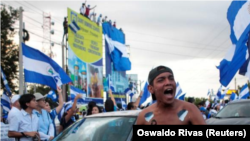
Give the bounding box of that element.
[19,94,35,110]
[147,65,174,101]
[105,98,114,112]
[126,102,135,110]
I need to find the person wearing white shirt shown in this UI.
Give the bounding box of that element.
[8,94,40,141]
[7,95,21,124]
[80,3,86,16]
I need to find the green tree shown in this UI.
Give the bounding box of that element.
[1,5,19,93]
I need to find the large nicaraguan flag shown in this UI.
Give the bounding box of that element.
[22,43,72,90]
[217,0,250,87]
[102,22,131,71]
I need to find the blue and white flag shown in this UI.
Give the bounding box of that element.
[207,89,211,96]
[175,82,186,100]
[108,75,115,92]
[239,83,250,99]
[70,85,86,101]
[139,82,152,107]
[175,82,182,98]
[1,91,11,112]
[176,93,186,101]
[69,20,80,34]
[229,92,238,101]
[1,67,12,96]
[46,90,58,102]
[124,88,134,102]
[22,43,72,90]
[221,87,230,99]
[214,86,222,103]
[217,0,250,87]
[58,101,72,121]
[102,22,131,71]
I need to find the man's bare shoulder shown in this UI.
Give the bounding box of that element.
[141,103,157,113]
[136,104,156,125]
[176,100,198,110]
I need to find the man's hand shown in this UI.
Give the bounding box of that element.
[24,131,38,137]
[57,86,62,94]
[49,136,54,140]
[75,94,82,99]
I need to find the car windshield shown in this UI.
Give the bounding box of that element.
[215,102,250,118]
[54,116,136,141]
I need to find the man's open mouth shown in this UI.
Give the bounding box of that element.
[164,88,173,95]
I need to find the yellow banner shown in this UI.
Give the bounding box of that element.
[67,8,102,63]
[226,89,237,95]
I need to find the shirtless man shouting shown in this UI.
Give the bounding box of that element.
[136,65,206,125]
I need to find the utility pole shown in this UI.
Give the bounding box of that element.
[235,78,237,91]
[61,33,66,101]
[19,7,24,95]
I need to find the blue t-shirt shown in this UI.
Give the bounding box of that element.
[34,109,52,135]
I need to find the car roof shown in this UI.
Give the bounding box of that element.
[85,110,141,118]
[228,99,250,104]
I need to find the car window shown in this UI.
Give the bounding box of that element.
[54,117,137,141]
[216,102,250,118]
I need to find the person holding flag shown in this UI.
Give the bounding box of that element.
[44,86,64,137]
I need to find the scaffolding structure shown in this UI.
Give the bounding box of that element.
[42,12,54,58]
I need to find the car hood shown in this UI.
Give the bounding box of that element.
[206,117,250,125]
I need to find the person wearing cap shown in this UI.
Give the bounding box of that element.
[58,94,82,133]
[7,95,21,124]
[33,92,54,141]
[113,21,116,27]
[200,107,207,119]
[8,94,40,141]
[136,65,206,125]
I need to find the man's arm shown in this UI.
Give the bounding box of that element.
[134,91,143,108]
[8,131,38,138]
[55,86,64,114]
[189,104,206,125]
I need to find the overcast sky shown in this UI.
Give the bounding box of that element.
[2,0,249,98]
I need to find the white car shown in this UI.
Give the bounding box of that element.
[53,110,141,141]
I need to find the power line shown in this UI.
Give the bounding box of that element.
[126,38,226,51]
[28,30,61,45]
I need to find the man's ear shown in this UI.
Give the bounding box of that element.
[147,85,154,94]
[148,84,156,100]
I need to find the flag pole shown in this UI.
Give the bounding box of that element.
[19,7,24,95]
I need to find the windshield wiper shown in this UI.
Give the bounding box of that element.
[214,116,221,119]
[224,116,248,118]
